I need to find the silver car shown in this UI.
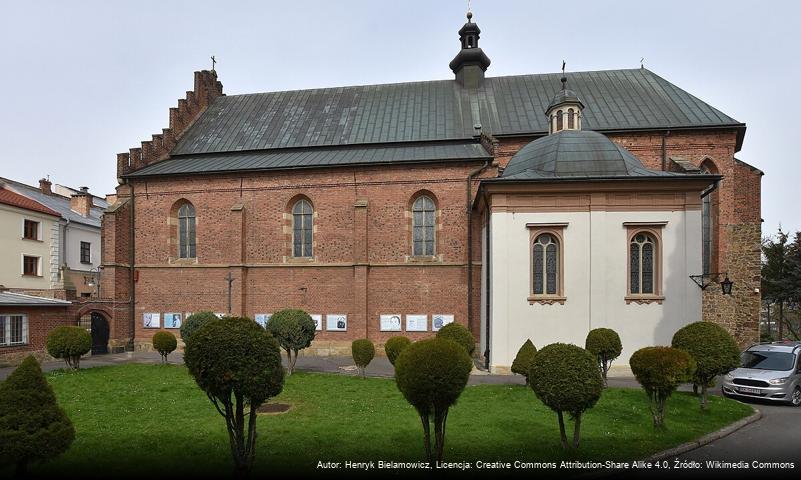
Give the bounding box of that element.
[722,341,801,406]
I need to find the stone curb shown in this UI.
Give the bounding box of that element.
[644,407,762,462]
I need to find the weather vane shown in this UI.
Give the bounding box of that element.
[211,55,216,72]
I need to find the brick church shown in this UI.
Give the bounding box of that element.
[99,12,762,372]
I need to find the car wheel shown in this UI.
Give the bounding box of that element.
[791,387,801,407]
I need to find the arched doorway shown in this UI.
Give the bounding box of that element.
[78,311,109,354]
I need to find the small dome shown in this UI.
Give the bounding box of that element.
[501,130,670,179]
[546,88,584,114]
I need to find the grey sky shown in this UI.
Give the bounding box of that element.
[0,0,798,235]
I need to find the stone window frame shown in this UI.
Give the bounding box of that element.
[284,194,317,263]
[167,199,199,264]
[406,190,443,263]
[526,223,567,305]
[0,314,28,347]
[624,222,667,305]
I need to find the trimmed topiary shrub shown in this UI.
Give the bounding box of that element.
[511,339,538,384]
[384,336,411,366]
[395,338,472,462]
[180,311,218,346]
[265,309,317,375]
[435,323,475,356]
[585,328,623,384]
[0,356,75,476]
[630,346,696,428]
[352,339,375,378]
[152,331,177,364]
[672,321,740,410]
[46,326,91,370]
[528,343,604,449]
[184,316,284,477]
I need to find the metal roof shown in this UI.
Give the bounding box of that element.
[0,291,71,306]
[127,142,491,177]
[0,187,61,217]
[0,178,105,228]
[171,68,742,158]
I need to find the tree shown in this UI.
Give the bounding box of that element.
[435,323,476,356]
[510,339,537,384]
[184,317,284,478]
[761,228,801,340]
[585,328,622,385]
[351,339,375,378]
[528,343,603,449]
[265,309,316,375]
[0,356,75,477]
[152,331,177,364]
[672,321,740,410]
[180,311,219,346]
[394,338,472,463]
[630,347,696,428]
[384,336,411,366]
[46,326,91,370]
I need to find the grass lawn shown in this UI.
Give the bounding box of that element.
[19,364,752,476]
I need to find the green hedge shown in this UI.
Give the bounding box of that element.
[352,339,375,378]
[435,323,475,356]
[46,326,91,370]
[630,346,696,428]
[510,339,537,383]
[152,331,177,364]
[384,336,411,366]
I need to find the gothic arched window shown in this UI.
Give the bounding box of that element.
[412,195,436,256]
[292,199,313,258]
[556,110,563,131]
[701,166,714,274]
[629,232,657,294]
[178,203,196,259]
[532,233,559,295]
[568,108,575,129]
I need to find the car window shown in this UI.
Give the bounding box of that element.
[741,351,795,371]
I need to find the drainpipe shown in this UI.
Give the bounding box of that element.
[482,189,491,370]
[128,182,136,352]
[466,159,490,354]
[661,130,671,171]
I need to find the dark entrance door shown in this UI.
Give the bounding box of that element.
[90,312,109,354]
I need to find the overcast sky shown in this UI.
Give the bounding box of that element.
[0,0,798,235]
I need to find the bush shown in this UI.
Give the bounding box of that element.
[395,338,472,462]
[511,339,537,384]
[630,347,696,428]
[0,356,75,476]
[435,323,475,356]
[265,309,317,375]
[46,326,91,370]
[180,311,218,346]
[672,321,740,410]
[585,328,623,384]
[184,316,284,477]
[528,343,603,449]
[152,331,177,364]
[384,336,411,366]
[352,339,375,378]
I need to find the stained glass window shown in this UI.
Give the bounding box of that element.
[701,166,713,274]
[630,232,657,295]
[292,199,313,257]
[178,203,196,258]
[532,234,559,295]
[412,196,436,256]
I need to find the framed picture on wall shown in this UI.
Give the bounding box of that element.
[380,314,402,332]
[143,313,160,329]
[432,314,454,332]
[326,314,347,331]
[254,314,272,328]
[164,313,182,329]
[406,314,428,332]
[310,314,323,331]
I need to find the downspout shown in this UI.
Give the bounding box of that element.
[482,189,491,370]
[129,182,136,351]
[661,130,671,171]
[466,159,490,350]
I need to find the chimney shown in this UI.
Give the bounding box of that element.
[39,177,52,195]
[70,187,93,217]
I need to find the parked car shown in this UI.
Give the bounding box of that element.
[722,341,801,406]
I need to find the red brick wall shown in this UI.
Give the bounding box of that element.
[0,306,72,363]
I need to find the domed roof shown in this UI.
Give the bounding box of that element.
[546,77,584,113]
[500,130,677,180]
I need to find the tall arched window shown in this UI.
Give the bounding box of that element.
[567,108,575,129]
[556,110,563,131]
[412,195,436,256]
[701,166,714,274]
[532,233,559,295]
[292,199,313,258]
[178,203,196,258]
[630,232,656,294]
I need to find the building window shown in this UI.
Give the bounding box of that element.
[568,108,575,129]
[0,315,28,346]
[292,199,313,258]
[701,166,714,274]
[23,219,39,240]
[22,256,39,276]
[527,223,567,304]
[80,241,91,264]
[412,195,436,256]
[178,203,196,259]
[556,109,563,131]
[625,224,665,303]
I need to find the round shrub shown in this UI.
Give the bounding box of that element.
[265,309,316,375]
[0,356,75,476]
[152,331,177,364]
[585,328,622,383]
[384,336,412,366]
[511,339,538,383]
[672,321,740,410]
[528,343,603,449]
[630,346,696,428]
[184,316,284,476]
[352,339,375,378]
[395,338,472,462]
[180,311,218,346]
[435,323,476,356]
[46,326,91,370]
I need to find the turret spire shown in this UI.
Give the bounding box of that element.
[449,10,491,88]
